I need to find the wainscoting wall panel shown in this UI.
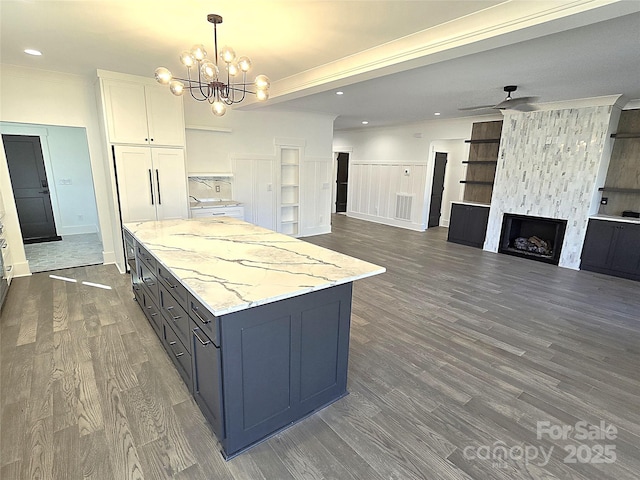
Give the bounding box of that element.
[347,162,427,231]
[301,157,332,236]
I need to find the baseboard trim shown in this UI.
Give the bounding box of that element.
[347,212,426,232]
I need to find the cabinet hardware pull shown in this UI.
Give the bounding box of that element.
[163,277,177,288]
[156,169,161,205]
[175,352,184,357]
[192,306,211,325]
[150,313,157,317]
[172,316,181,321]
[166,306,174,311]
[148,169,154,205]
[192,328,211,346]
[169,341,176,346]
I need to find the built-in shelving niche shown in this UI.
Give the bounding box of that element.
[599,109,640,216]
[280,148,300,236]
[461,120,503,204]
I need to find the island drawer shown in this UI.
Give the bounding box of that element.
[188,293,220,347]
[157,263,188,311]
[141,288,162,338]
[137,243,156,271]
[160,286,191,353]
[139,261,158,304]
[164,321,193,391]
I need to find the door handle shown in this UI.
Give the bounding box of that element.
[39,190,49,194]
[156,169,161,205]
[148,169,154,205]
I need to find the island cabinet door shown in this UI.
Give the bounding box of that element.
[219,282,353,458]
[191,323,224,439]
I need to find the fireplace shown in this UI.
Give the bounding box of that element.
[499,214,567,265]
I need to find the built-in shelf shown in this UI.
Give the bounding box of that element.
[464,138,501,144]
[598,187,640,193]
[460,181,494,185]
[610,133,640,139]
[280,148,300,237]
[462,160,498,164]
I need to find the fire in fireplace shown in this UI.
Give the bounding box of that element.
[499,214,567,265]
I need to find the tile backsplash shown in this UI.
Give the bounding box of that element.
[188,176,233,201]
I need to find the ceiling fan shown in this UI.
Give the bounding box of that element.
[459,85,539,112]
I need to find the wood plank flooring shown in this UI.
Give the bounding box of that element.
[1,214,639,479]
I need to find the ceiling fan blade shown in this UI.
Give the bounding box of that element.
[494,96,539,109]
[458,104,497,111]
[509,103,538,112]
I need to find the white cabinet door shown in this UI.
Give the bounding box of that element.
[114,146,156,223]
[103,81,149,144]
[233,158,276,231]
[102,79,185,147]
[145,86,185,147]
[152,149,188,220]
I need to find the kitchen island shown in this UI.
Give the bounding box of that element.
[123,217,385,458]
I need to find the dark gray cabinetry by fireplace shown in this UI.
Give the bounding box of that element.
[447,202,490,248]
[581,219,640,280]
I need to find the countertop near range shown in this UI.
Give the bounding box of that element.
[124,217,385,316]
[189,200,242,209]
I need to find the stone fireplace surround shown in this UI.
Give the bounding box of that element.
[484,97,623,270]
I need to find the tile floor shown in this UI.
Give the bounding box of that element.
[23,232,104,273]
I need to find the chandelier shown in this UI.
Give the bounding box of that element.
[154,14,270,117]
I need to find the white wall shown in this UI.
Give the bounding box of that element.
[0,65,118,276]
[184,104,336,236]
[0,122,100,236]
[333,114,500,231]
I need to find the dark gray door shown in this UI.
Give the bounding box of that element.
[3,134,60,243]
[335,153,349,213]
[428,152,447,228]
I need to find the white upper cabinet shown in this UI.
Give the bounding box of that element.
[101,78,185,147]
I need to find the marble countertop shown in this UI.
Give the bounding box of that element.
[590,214,640,224]
[451,200,491,207]
[190,200,243,209]
[124,218,385,316]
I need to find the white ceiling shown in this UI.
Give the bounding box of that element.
[2,1,640,130]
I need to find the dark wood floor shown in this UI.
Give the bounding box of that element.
[2,214,639,479]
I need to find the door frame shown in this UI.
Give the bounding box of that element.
[0,124,61,238]
[332,147,352,214]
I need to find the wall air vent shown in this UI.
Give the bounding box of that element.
[395,194,413,221]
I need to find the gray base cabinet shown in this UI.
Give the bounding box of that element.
[447,203,490,248]
[217,283,351,457]
[580,219,640,281]
[125,229,353,459]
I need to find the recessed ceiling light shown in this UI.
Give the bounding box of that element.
[434,112,441,116]
[361,121,369,125]
[24,49,42,56]
[336,91,344,95]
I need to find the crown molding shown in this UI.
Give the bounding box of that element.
[241,0,636,109]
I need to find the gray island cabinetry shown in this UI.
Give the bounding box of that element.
[123,218,384,459]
